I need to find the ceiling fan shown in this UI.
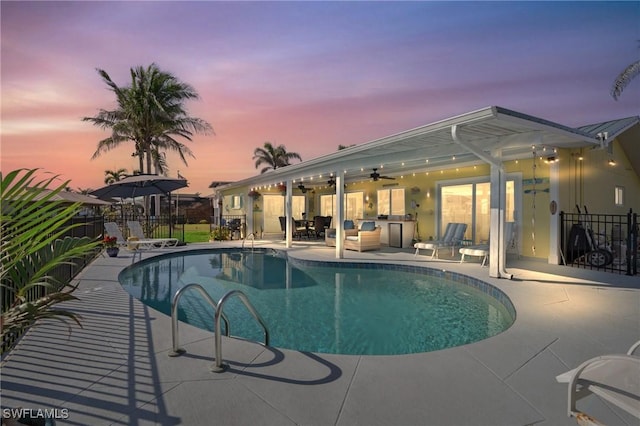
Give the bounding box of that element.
[297,183,308,193]
[370,168,395,181]
[327,178,336,187]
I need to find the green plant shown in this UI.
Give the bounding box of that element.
[1,169,101,350]
[209,226,230,241]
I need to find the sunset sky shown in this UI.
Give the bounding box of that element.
[2,1,639,195]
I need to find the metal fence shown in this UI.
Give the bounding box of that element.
[211,214,247,240]
[2,215,105,353]
[560,208,638,275]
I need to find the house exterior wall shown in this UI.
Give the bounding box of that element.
[556,140,640,216]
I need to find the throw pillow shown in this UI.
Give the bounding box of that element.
[344,220,355,229]
[360,221,376,231]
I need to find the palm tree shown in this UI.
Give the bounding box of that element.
[252,142,302,174]
[611,42,640,100]
[84,63,213,175]
[104,168,128,184]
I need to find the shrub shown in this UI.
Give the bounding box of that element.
[210,226,230,241]
[1,169,101,352]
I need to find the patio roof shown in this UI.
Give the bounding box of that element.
[219,106,601,190]
[578,116,640,176]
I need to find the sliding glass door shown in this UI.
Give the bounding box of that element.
[439,178,517,244]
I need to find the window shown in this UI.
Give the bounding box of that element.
[230,194,242,209]
[615,186,624,206]
[320,192,364,220]
[377,188,405,216]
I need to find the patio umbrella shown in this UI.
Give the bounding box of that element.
[90,174,188,199]
[91,175,188,239]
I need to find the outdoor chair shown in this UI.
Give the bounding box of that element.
[126,220,179,248]
[556,340,640,425]
[278,216,306,240]
[292,217,308,239]
[414,222,467,259]
[343,222,381,252]
[323,216,332,230]
[278,216,287,239]
[459,222,516,266]
[104,222,160,250]
[325,220,359,247]
[310,215,327,239]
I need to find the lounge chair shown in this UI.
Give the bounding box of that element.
[126,221,179,248]
[556,340,640,424]
[414,222,467,259]
[459,222,515,266]
[104,222,161,250]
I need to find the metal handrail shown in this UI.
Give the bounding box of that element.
[242,232,256,250]
[213,289,269,372]
[168,283,230,357]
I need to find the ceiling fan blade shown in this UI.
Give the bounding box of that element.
[380,176,395,180]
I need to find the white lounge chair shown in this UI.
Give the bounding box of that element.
[556,340,640,425]
[459,222,516,266]
[127,220,179,248]
[414,223,467,259]
[104,222,163,250]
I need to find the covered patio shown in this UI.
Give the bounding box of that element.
[216,106,603,278]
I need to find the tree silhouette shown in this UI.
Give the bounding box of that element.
[252,142,302,174]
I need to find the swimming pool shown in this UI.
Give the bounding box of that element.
[119,248,515,355]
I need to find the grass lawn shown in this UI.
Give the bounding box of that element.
[183,223,211,243]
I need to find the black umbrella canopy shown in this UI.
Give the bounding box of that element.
[90,174,188,199]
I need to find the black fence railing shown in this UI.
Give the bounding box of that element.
[2,215,105,354]
[211,215,246,240]
[560,208,638,275]
[103,213,185,241]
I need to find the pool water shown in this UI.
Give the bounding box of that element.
[119,249,515,355]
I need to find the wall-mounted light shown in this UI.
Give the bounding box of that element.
[608,159,617,166]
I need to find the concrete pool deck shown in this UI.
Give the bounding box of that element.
[1,241,639,425]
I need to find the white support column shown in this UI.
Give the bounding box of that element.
[285,180,293,248]
[335,171,345,258]
[247,196,254,237]
[489,160,513,280]
[548,160,561,264]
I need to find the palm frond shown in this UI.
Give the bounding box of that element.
[611,60,640,100]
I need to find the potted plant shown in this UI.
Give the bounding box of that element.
[248,189,261,199]
[103,235,119,257]
[277,184,287,196]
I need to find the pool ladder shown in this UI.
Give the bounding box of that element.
[169,284,269,372]
[241,232,256,250]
